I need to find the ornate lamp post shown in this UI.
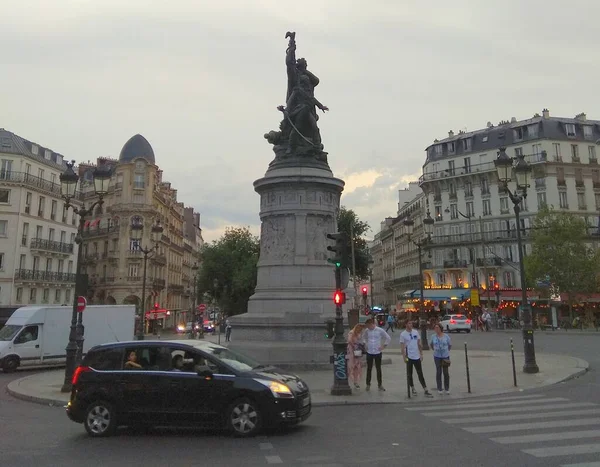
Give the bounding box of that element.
[403,210,435,350]
[60,161,111,393]
[137,219,164,340]
[494,147,539,374]
[213,278,220,344]
[192,262,203,339]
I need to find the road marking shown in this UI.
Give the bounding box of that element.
[442,408,600,424]
[491,429,600,444]
[259,443,273,450]
[407,394,542,410]
[562,462,600,467]
[465,418,600,434]
[422,402,595,417]
[523,443,600,458]
[408,397,568,412]
[265,455,283,464]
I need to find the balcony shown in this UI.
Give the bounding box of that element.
[127,250,144,258]
[82,225,121,238]
[30,238,74,255]
[449,192,457,201]
[557,179,567,186]
[576,180,585,187]
[572,156,581,163]
[443,259,468,269]
[81,252,99,264]
[168,284,185,294]
[14,269,76,283]
[0,171,83,200]
[421,261,432,269]
[98,276,115,284]
[535,179,546,189]
[590,158,598,165]
[151,254,167,265]
[153,278,166,290]
[126,276,142,282]
[476,257,502,267]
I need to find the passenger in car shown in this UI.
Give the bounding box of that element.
[172,354,184,371]
[124,351,142,369]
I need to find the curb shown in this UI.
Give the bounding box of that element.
[6,376,67,407]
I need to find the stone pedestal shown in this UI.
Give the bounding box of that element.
[230,158,344,368]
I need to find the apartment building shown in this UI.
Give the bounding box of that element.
[0,129,80,313]
[77,134,203,329]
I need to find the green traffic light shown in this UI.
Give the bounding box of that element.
[335,261,341,268]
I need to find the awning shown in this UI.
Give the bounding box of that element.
[411,289,468,301]
[83,220,90,228]
[90,219,100,227]
[400,290,416,297]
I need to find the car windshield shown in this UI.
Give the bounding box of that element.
[0,325,22,341]
[202,345,261,372]
[454,315,466,319]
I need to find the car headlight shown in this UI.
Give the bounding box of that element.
[254,379,293,398]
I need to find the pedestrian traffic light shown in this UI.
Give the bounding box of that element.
[326,231,348,268]
[494,283,499,290]
[334,290,346,305]
[362,286,368,298]
[154,303,159,311]
[325,319,334,339]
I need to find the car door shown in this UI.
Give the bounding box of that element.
[13,325,42,367]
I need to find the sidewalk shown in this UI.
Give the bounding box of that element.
[6,349,588,407]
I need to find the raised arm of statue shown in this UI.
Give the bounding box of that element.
[285,31,297,100]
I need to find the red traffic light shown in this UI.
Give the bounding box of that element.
[494,283,499,290]
[361,286,368,295]
[334,290,346,305]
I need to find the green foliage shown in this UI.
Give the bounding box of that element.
[524,207,599,311]
[196,227,260,316]
[337,206,371,280]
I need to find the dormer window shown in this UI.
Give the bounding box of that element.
[447,142,455,153]
[31,144,38,155]
[583,125,593,140]
[44,149,51,160]
[566,123,576,137]
[55,155,63,165]
[435,145,443,156]
[528,124,539,138]
[513,128,524,140]
[462,138,472,151]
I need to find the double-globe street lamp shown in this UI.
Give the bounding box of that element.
[60,161,112,392]
[136,220,164,341]
[191,262,203,339]
[494,147,539,374]
[403,210,435,350]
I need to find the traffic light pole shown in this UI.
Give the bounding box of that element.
[331,266,352,395]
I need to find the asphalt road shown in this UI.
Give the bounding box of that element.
[1,330,598,467]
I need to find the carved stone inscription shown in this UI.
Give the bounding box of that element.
[306,214,332,261]
[260,216,295,262]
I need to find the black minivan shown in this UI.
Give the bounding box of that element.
[66,340,311,437]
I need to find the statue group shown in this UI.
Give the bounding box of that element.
[264,32,329,163]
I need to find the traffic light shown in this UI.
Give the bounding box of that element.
[325,319,334,339]
[494,283,499,290]
[334,290,346,305]
[154,303,159,311]
[362,286,368,298]
[326,232,348,268]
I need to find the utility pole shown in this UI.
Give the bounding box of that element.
[479,216,492,308]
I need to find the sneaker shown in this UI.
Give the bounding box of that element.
[438,390,443,395]
[424,389,433,397]
[411,387,418,396]
[366,385,371,391]
[379,386,386,391]
[354,383,360,389]
[445,390,450,395]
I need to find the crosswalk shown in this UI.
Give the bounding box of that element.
[405,394,600,466]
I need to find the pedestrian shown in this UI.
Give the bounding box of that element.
[386,313,395,333]
[482,309,491,332]
[225,318,232,342]
[346,324,365,389]
[361,318,391,391]
[429,323,451,395]
[400,320,433,397]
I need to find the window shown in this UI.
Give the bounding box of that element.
[447,160,455,176]
[25,192,32,213]
[483,200,492,216]
[51,200,57,220]
[129,238,141,250]
[462,138,472,151]
[85,348,124,371]
[584,126,593,140]
[25,163,31,175]
[519,197,528,212]
[62,205,68,223]
[504,271,514,288]
[514,128,524,140]
[65,289,71,304]
[45,258,52,272]
[30,288,37,302]
[0,253,3,270]
[36,225,43,239]
[38,168,44,179]
[500,197,509,213]
[464,181,473,196]
[537,192,547,209]
[42,289,50,303]
[15,325,39,344]
[0,220,6,237]
[571,144,580,160]
[532,144,543,160]
[128,264,140,277]
[466,202,474,217]
[54,289,61,303]
[481,177,489,194]
[577,193,586,210]
[38,197,45,217]
[463,157,471,173]
[58,259,64,273]
[16,288,23,303]
[60,231,66,244]
[566,123,576,137]
[70,233,75,244]
[447,142,455,154]
[0,189,9,203]
[528,124,539,138]
[434,205,442,220]
[133,174,145,189]
[559,191,568,209]
[450,204,458,220]
[553,143,561,160]
[50,173,56,186]
[435,145,443,156]
[1,159,12,178]
[133,193,144,205]
[589,146,597,161]
[19,254,26,269]
[514,147,523,157]
[33,256,40,271]
[48,228,55,242]
[67,260,73,273]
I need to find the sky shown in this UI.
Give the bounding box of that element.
[3,0,600,242]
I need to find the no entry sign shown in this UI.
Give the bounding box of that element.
[198,303,207,312]
[77,296,87,313]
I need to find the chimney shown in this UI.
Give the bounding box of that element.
[576,112,587,122]
[486,121,493,128]
[542,108,550,119]
[510,117,517,123]
[448,130,454,138]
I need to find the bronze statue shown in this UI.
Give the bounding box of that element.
[264,32,328,162]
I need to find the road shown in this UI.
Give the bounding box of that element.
[1,330,599,467]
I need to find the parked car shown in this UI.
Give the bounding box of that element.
[440,314,472,333]
[66,340,311,438]
[203,320,215,333]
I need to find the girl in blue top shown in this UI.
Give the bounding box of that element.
[429,323,452,394]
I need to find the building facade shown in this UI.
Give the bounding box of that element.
[0,129,81,314]
[77,134,203,329]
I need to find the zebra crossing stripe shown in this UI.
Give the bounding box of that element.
[408,397,568,412]
[491,429,600,444]
[561,462,600,467]
[406,394,542,410]
[422,402,595,417]
[465,418,600,434]
[442,407,600,424]
[523,443,600,458]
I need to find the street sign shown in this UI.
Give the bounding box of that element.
[76,296,87,313]
[198,303,207,312]
[470,289,480,307]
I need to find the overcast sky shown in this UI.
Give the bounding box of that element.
[3,0,599,242]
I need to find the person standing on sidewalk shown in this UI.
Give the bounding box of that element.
[400,320,433,397]
[429,323,451,394]
[361,318,391,391]
[385,313,395,333]
[346,324,365,389]
[225,318,232,342]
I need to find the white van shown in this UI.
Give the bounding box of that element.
[0,305,135,372]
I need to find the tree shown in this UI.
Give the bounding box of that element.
[196,227,260,317]
[337,206,371,280]
[524,206,599,320]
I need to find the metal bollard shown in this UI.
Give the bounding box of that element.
[464,342,471,394]
[406,359,411,399]
[510,338,517,387]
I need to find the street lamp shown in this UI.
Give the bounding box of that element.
[403,210,435,350]
[213,278,220,344]
[60,161,111,393]
[494,147,539,374]
[192,262,203,339]
[136,219,164,341]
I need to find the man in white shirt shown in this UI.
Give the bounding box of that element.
[400,320,432,397]
[361,318,392,391]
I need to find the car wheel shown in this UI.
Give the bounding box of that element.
[466,329,471,333]
[2,356,19,373]
[227,398,262,437]
[84,400,117,437]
